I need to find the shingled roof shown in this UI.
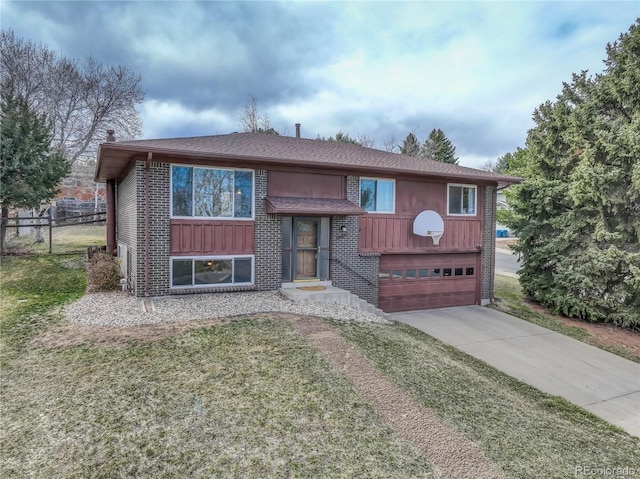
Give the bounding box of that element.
[265,196,365,216]
[96,132,521,186]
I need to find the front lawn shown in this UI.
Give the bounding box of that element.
[334,321,640,479]
[1,256,434,478]
[2,256,638,478]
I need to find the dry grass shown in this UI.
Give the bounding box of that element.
[3,256,639,478]
[4,224,105,254]
[334,321,640,479]
[2,258,435,478]
[493,274,640,363]
[3,319,436,478]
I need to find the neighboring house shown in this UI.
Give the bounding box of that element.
[496,190,509,210]
[95,128,520,312]
[496,189,512,237]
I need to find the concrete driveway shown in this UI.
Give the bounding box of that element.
[392,306,640,437]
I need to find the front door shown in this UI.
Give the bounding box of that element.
[294,218,319,279]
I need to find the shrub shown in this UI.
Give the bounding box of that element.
[87,252,122,292]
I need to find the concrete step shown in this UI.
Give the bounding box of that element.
[281,280,333,289]
[280,285,388,321]
[280,285,351,306]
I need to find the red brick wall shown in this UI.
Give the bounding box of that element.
[54,163,106,202]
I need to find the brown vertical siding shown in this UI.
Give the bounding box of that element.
[394,179,446,215]
[267,171,345,199]
[170,219,255,255]
[359,217,482,253]
[359,181,485,254]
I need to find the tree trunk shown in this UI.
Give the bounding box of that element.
[34,225,44,243]
[0,206,8,253]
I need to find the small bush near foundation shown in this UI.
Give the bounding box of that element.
[87,252,122,292]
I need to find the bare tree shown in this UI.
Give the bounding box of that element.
[1,30,144,165]
[356,132,376,149]
[480,159,495,171]
[382,135,398,153]
[239,95,279,134]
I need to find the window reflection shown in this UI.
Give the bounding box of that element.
[172,166,253,218]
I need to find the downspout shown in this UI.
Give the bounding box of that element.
[106,180,116,254]
[105,129,117,255]
[145,152,152,296]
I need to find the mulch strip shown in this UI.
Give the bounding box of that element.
[284,315,507,479]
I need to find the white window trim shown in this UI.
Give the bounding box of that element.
[170,164,255,220]
[447,183,477,216]
[170,254,255,289]
[359,177,396,214]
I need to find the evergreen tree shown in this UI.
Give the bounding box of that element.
[400,132,420,156]
[504,21,640,326]
[0,89,69,251]
[317,131,367,145]
[421,128,458,164]
[328,131,359,144]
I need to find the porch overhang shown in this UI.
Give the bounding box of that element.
[265,196,366,216]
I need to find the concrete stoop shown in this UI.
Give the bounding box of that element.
[280,282,389,320]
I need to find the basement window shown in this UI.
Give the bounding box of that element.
[171,256,253,288]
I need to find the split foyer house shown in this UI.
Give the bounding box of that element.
[95,128,520,312]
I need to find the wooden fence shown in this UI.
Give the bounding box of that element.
[2,210,106,254]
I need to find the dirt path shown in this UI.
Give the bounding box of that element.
[284,315,506,479]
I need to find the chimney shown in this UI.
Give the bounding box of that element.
[295,123,301,138]
[106,129,116,142]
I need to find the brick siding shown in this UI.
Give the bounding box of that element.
[147,162,171,296]
[126,163,281,297]
[330,176,379,305]
[481,185,497,304]
[254,169,282,290]
[121,162,492,305]
[116,163,140,295]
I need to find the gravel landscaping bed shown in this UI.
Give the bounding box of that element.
[63,290,389,327]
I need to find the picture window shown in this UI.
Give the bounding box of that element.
[171,166,253,218]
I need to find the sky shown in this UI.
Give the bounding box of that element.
[2,1,639,169]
